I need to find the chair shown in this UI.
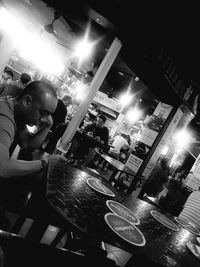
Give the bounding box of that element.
[0,230,118,267]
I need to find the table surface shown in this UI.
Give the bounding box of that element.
[75,130,106,149]
[98,153,136,175]
[45,161,200,267]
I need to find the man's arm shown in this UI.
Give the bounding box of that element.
[18,115,53,152]
[0,143,44,178]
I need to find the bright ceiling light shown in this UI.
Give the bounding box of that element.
[118,88,134,109]
[72,25,97,67]
[73,81,87,102]
[173,129,193,151]
[125,107,143,124]
[0,7,64,75]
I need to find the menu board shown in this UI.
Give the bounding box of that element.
[105,213,146,246]
[106,200,140,225]
[125,154,143,173]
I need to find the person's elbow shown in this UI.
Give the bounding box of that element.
[0,160,10,178]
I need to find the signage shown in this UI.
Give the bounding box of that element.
[139,128,158,147]
[158,48,188,97]
[125,154,143,173]
[93,91,122,112]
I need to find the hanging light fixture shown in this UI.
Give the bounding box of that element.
[44,10,62,34]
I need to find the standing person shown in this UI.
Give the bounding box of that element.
[138,158,170,199]
[0,80,58,211]
[0,72,31,97]
[178,188,200,228]
[41,97,70,155]
[43,94,73,153]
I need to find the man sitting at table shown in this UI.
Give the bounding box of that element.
[0,80,58,212]
[109,133,130,160]
[73,114,109,167]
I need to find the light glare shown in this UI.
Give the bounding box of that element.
[174,129,192,150]
[73,35,95,68]
[126,107,142,124]
[0,7,64,75]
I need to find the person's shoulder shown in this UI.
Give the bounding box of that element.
[0,96,12,105]
[191,190,200,196]
[0,96,14,117]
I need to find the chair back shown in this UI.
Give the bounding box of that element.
[0,230,117,267]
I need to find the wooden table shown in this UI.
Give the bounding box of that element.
[96,152,144,193]
[12,157,200,267]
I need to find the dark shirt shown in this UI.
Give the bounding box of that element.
[42,99,68,154]
[50,99,67,132]
[0,81,24,97]
[83,122,109,146]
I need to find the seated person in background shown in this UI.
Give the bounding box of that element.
[73,115,109,166]
[0,80,57,211]
[79,112,93,130]
[109,133,130,160]
[0,69,14,85]
[138,158,170,199]
[178,188,200,228]
[0,72,31,97]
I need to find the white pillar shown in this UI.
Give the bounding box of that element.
[56,37,122,153]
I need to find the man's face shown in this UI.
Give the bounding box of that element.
[22,94,57,126]
[63,98,72,107]
[1,72,12,83]
[96,118,104,128]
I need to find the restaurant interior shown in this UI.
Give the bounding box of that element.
[1,0,200,266]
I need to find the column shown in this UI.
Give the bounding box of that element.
[127,105,181,194]
[55,37,122,154]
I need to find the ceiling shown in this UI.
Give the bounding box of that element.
[3,0,200,113]
[42,0,200,108]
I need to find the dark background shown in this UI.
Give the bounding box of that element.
[43,0,200,109]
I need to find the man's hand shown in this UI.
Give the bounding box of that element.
[39,115,53,130]
[95,136,101,142]
[96,136,104,144]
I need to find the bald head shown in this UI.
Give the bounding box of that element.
[19,80,57,100]
[16,80,58,126]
